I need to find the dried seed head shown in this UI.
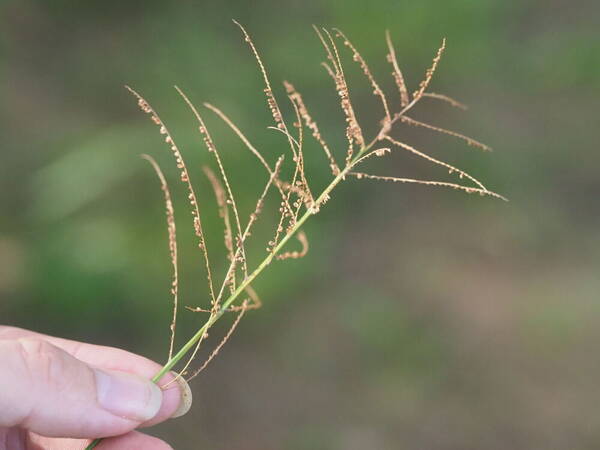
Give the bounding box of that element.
[135,24,505,393]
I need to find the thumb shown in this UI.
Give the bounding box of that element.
[0,338,163,439]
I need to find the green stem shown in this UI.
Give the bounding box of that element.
[86,149,367,450]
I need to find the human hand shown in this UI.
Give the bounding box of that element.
[0,326,191,449]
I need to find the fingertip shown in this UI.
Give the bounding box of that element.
[27,431,174,450]
[99,431,174,450]
[139,372,192,427]
[169,376,192,419]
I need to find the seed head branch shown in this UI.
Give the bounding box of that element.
[414,38,446,100]
[333,28,391,121]
[422,92,467,110]
[203,102,296,220]
[203,166,236,294]
[142,155,179,360]
[233,20,297,159]
[400,115,492,152]
[284,81,340,175]
[383,135,488,191]
[314,26,365,164]
[350,171,507,201]
[385,30,410,107]
[287,93,315,209]
[175,87,249,292]
[125,86,217,306]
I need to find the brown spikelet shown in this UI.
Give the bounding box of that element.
[385,30,410,107]
[413,38,446,100]
[350,172,507,201]
[270,211,291,254]
[383,135,488,190]
[125,86,217,306]
[142,155,179,360]
[326,27,365,162]
[276,230,309,260]
[422,92,467,110]
[400,115,492,151]
[333,28,391,121]
[284,81,340,175]
[278,181,311,206]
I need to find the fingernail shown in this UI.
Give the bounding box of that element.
[94,369,163,421]
[170,375,192,418]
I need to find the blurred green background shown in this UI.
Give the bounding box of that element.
[1,0,599,448]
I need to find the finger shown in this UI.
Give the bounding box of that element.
[0,338,162,438]
[97,430,174,450]
[26,430,173,450]
[0,326,191,427]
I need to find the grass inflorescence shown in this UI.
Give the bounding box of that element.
[86,20,505,450]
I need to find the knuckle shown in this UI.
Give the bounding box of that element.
[16,338,66,389]
[0,326,21,339]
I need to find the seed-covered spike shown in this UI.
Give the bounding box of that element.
[316,28,364,166]
[384,136,488,191]
[284,81,340,175]
[333,28,391,121]
[413,38,446,100]
[141,155,179,360]
[286,92,315,208]
[313,25,339,73]
[385,30,410,107]
[203,166,236,293]
[400,115,492,152]
[350,172,507,201]
[175,86,249,296]
[125,86,217,307]
[233,20,297,159]
[203,102,295,219]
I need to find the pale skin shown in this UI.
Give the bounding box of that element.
[0,326,191,450]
